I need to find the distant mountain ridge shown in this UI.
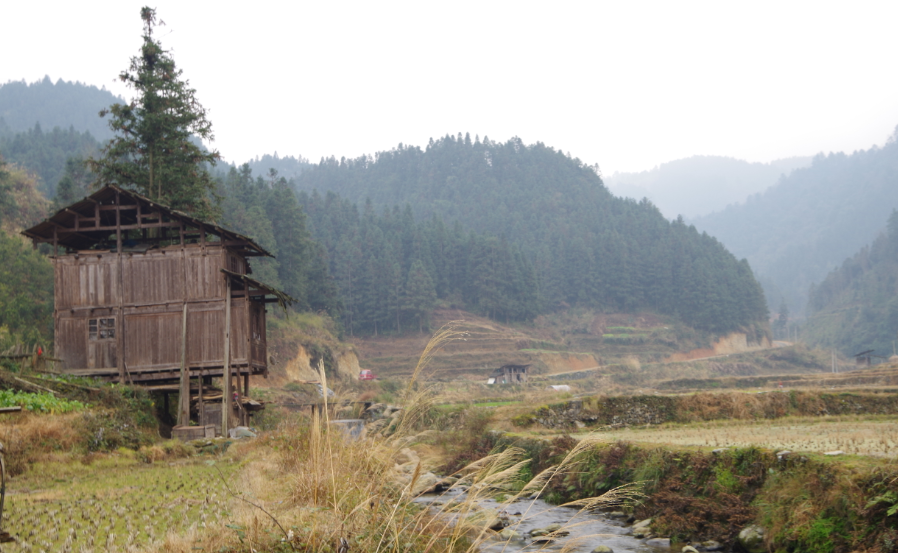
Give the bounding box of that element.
[691,129,898,317]
[0,77,122,141]
[606,155,812,219]
[233,153,312,181]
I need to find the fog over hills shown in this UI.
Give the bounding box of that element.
[691,129,898,318]
[606,155,812,220]
[0,77,121,141]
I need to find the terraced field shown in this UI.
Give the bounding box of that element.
[575,415,898,457]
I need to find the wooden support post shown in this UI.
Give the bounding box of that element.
[234,368,244,427]
[177,302,189,426]
[244,373,249,398]
[222,276,232,437]
[197,370,204,426]
[178,223,190,426]
[115,190,125,384]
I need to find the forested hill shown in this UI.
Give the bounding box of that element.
[292,134,769,336]
[0,77,121,141]
[607,155,811,219]
[691,129,898,317]
[0,123,99,198]
[240,153,311,181]
[804,211,898,356]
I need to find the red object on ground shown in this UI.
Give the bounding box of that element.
[359,369,376,381]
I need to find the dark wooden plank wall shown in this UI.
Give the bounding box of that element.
[250,301,266,366]
[53,243,261,374]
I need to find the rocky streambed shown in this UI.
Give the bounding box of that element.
[414,487,686,553]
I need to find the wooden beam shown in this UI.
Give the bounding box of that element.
[90,221,183,232]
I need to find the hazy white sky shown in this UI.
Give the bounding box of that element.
[4,1,898,174]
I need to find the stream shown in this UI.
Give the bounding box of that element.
[414,487,664,553]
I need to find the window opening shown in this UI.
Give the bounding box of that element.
[228,255,242,274]
[89,318,116,340]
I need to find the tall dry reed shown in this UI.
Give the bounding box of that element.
[156,321,642,553]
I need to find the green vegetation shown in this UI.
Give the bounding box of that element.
[805,210,898,356]
[0,155,53,346]
[0,123,98,197]
[299,190,538,333]
[0,229,53,345]
[88,7,220,220]
[3,455,235,551]
[294,135,769,336]
[0,76,121,141]
[218,165,341,315]
[0,390,86,413]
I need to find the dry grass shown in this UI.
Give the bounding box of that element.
[0,411,85,475]
[152,321,643,553]
[576,415,898,457]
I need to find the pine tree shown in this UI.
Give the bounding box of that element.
[53,157,92,211]
[403,259,437,333]
[88,7,220,219]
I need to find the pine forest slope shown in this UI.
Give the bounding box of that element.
[0,123,99,198]
[805,210,898,357]
[607,154,811,220]
[691,129,898,316]
[293,134,769,336]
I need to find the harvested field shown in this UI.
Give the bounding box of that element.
[574,415,898,457]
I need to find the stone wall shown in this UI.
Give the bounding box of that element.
[530,391,898,429]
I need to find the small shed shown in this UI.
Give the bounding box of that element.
[488,364,529,384]
[854,350,881,367]
[22,185,294,434]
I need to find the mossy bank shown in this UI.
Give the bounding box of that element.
[476,433,898,553]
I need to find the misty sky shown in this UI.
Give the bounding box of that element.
[4,1,898,175]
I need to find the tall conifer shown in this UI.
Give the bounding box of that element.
[89,7,220,219]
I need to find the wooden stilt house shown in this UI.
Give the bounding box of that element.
[487,364,529,384]
[22,185,293,434]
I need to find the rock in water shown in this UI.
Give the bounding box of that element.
[632,518,653,530]
[682,546,699,553]
[700,540,723,551]
[738,525,765,553]
[411,472,441,496]
[645,537,671,549]
[499,528,523,541]
[530,523,563,537]
[592,546,614,553]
